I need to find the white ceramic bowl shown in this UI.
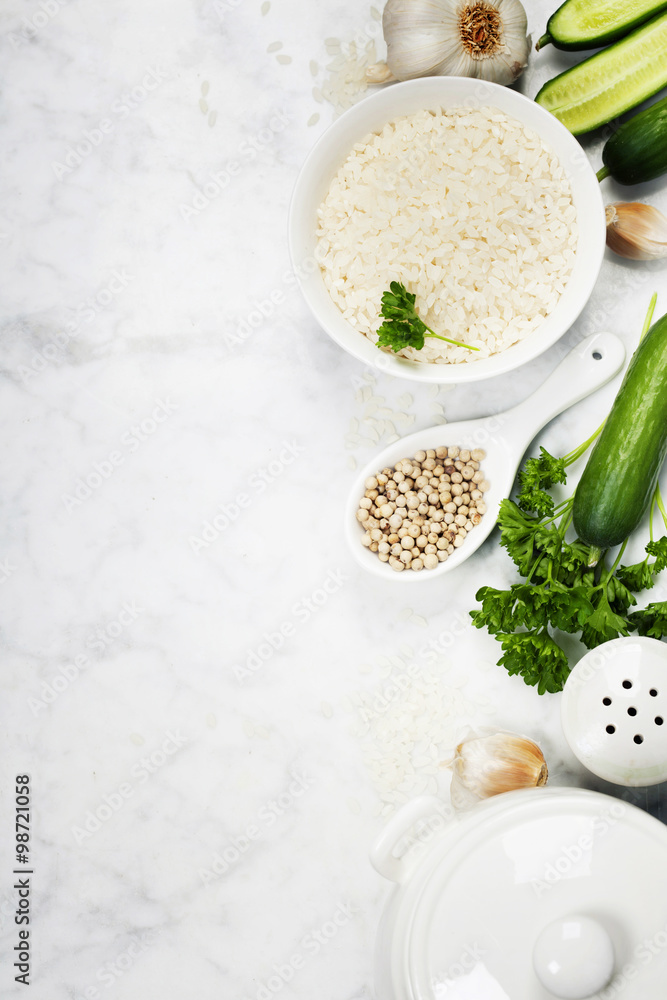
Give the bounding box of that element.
[288,77,605,384]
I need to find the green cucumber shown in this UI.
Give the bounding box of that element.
[572,313,667,550]
[538,0,667,51]
[535,12,667,135]
[598,95,667,184]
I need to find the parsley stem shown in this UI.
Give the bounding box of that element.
[563,423,605,467]
[655,482,667,533]
[640,293,658,342]
[607,539,628,579]
[540,498,573,528]
[421,322,481,352]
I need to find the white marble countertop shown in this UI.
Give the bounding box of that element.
[1,0,667,997]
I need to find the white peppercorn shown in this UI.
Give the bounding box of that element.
[356,447,489,571]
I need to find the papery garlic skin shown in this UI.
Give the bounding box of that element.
[381,0,530,85]
[605,202,667,261]
[449,731,548,811]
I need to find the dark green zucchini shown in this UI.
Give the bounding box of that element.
[538,0,667,51]
[535,12,667,135]
[572,312,667,549]
[598,95,667,184]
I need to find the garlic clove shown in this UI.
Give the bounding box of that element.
[448,731,548,811]
[605,201,667,261]
[379,0,529,86]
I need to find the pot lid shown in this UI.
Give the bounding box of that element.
[372,787,667,999]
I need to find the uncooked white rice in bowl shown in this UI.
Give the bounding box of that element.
[316,106,578,365]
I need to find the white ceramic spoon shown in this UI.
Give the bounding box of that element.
[345,332,626,582]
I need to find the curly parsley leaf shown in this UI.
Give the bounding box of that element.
[628,601,667,639]
[376,284,428,352]
[497,631,570,695]
[558,540,596,588]
[547,587,595,634]
[498,500,562,577]
[580,591,630,649]
[647,536,667,573]
[471,585,550,635]
[616,559,655,593]
[517,448,567,517]
[376,282,479,354]
[606,575,638,615]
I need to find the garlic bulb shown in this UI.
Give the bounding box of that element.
[448,731,548,810]
[605,202,667,261]
[367,0,530,86]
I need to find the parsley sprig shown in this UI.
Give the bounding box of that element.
[470,295,667,695]
[376,282,480,354]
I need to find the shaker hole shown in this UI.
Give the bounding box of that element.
[650,689,659,697]
[627,707,637,717]
[603,697,612,706]
[592,351,602,360]
[634,734,644,744]
[606,725,616,734]
[656,717,664,726]
[622,680,633,689]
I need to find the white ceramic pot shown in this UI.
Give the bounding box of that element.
[371,788,667,999]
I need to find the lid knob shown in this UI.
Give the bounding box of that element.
[533,915,615,999]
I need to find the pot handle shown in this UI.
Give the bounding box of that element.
[370,795,450,884]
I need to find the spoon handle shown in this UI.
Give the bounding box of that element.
[502,332,626,448]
